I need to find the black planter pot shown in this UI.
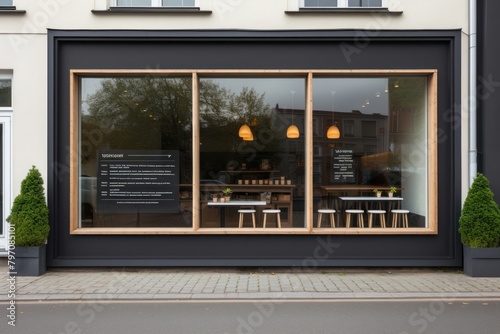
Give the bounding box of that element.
[463,245,500,277]
[14,245,47,276]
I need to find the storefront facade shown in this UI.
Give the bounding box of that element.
[2,1,471,267]
[47,28,462,266]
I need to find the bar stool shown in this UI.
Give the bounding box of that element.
[367,209,386,228]
[263,209,281,228]
[317,209,336,228]
[238,209,256,228]
[391,209,409,228]
[345,209,364,228]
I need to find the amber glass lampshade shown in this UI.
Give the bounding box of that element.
[327,125,340,139]
[286,125,300,139]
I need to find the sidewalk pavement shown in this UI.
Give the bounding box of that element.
[2,260,500,302]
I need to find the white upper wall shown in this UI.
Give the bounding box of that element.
[1,0,469,33]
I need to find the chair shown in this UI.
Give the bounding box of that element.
[317,209,336,228]
[367,209,386,228]
[238,209,256,228]
[391,209,409,228]
[345,209,364,228]
[262,209,281,228]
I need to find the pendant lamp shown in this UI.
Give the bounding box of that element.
[238,124,252,138]
[287,90,299,138]
[286,124,300,139]
[327,91,340,139]
[327,124,340,139]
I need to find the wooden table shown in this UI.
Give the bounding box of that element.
[203,184,295,226]
[319,185,401,211]
[207,200,266,227]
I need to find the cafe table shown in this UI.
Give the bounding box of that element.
[207,200,267,227]
[339,196,403,210]
[319,185,401,209]
[338,196,403,225]
[339,196,403,221]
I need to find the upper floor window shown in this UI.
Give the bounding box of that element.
[0,0,13,6]
[301,0,384,8]
[343,120,355,137]
[114,0,196,6]
[0,78,12,108]
[361,120,376,138]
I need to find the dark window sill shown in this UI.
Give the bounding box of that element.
[92,7,212,15]
[0,6,26,14]
[286,8,402,15]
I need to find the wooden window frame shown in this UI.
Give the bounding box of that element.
[69,69,437,235]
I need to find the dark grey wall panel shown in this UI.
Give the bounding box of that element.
[477,0,500,200]
[48,30,462,267]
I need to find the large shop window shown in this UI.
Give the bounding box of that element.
[70,70,437,234]
[312,76,435,231]
[77,76,193,229]
[198,77,306,229]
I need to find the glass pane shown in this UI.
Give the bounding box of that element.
[199,78,306,228]
[0,80,11,107]
[79,77,193,228]
[348,0,382,7]
[0,124,2,235]
[163,0,195,6]
[0,0,13,6]
[304,0,338,7]
[313,77,428,229]
[116,0,151,6]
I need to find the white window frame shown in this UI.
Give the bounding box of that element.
[300,0,387,8]
[112,0,198,7]
[0,73,12,252]
[0,115,12,253]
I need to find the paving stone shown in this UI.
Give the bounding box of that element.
[3,259,500,301]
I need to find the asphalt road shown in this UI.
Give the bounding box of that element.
[1,299,499,334]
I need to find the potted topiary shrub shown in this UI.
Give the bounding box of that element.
[458,172,500,277]
[7,166,50,276]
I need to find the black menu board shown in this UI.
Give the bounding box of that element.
[97,150,179,213]
[332,149,355,183]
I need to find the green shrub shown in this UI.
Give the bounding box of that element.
[6,166,50,246]
[459,173,500,248]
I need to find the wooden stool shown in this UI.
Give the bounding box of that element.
[238,209,256,228]
[263,209,281,228]
[317,209,336,228]
[391,209,409,228]
[367,209,386,228]
[345,209,364,228]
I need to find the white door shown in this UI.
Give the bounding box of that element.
[0,115,11,254]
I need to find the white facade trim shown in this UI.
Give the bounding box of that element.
[0,114,12,252]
